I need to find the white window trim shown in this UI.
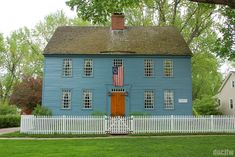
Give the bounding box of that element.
[144,59,154,77]
[164,59,173,77]
[61,89,72,109]
[113,59,123,67]
[144,90,154,109]
[164,90,174,109]
[83,90,92,109]
[63,58,72,77]
[84,59,93,77]
[111,88,125,92]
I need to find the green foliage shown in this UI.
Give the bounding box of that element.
[129,112,150,116]
[91,111,106,116]
[214,6,235,60]
[32,105,52,116]
[0,104,18,115]
[66,0,140,25]
[192,52,222,100]
[193,95,222,115]
[0,115,20,128]
[192,52,222,115]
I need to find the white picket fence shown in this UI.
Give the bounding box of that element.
[20,115,235,134]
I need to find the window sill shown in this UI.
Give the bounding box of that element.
[144,108,155,110]
[82,75,94,78]
[144,76,156,78]
[82,108,93,110]
[164,108,175,110]
[60,108,71,110]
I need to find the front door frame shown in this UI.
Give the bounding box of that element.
[106,85,131,116]
[111,91,125,116]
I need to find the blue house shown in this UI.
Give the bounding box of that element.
[42,13,192,116]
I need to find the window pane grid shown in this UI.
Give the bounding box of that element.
[84,59,93,76]
[113,59,123,67]
[230,99,233,109]
[164,90,174,109]
[144,90,154,109]
[62,89,71,109]
[164,60,173,77]
[63,59,72,77]
[83,90,92,109]
[144,59,154,77]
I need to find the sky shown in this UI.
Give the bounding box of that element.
[0,0,76,36]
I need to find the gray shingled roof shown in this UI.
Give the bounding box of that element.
[44,26,192,55]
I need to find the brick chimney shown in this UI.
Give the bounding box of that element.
[111,13,125,30]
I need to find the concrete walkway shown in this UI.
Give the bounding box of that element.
[0,127,20,135]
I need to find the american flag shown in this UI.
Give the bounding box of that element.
[112,66,124,86]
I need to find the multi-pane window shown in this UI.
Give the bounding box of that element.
[144,90,154,109]
[84,59,93,77]
[63,58,72,77]
[164,59,173,77]
[62,89,71,109]
[144,59,154,77]
[83,90,92,109]
[230,99,233,109]
[164,90,174,109]
[218,99,221,106]
[232,81,235,88]
[113,59,123,67]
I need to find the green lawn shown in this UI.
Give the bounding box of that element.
[0,136,234,157]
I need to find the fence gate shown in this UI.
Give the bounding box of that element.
[106,116,133,134]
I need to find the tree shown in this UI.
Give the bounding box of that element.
[10,76,42,114]
[66,0,140,25]
[189,0,235,8]
[214,6,235,60]
[192,52,222,100]
[192,52,222,114]
[34,10,91,49]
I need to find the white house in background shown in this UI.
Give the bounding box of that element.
[217,71,235,115]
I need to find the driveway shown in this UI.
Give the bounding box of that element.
[0,127,20,135]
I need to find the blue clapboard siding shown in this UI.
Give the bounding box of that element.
[42,55,192,115]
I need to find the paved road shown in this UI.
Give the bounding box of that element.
[0,127,20,135]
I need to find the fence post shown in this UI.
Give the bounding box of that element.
[171,115,174,132]
[130,116,134,133]
[104,115,107,133]
[63,115,66,133]
[20,115,24,133]
[210,115,214,132]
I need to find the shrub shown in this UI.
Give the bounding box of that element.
[0,104,18,115]
[32,105,52,116]
[129,112,150,116]
[91,111,106,116]
[10,76,42,112]
[193,95,222,115]
[0,115,20,128]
